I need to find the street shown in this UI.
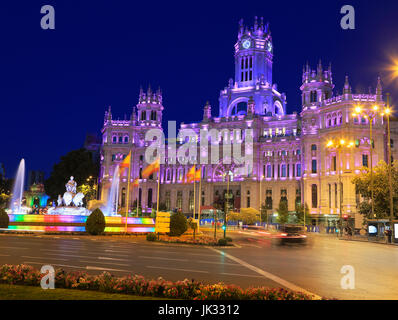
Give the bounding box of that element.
[0,231,397,300]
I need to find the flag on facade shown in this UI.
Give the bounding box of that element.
[131,178,139,188]
[194,168,201,182]
[119,152,131,174]
[142,158,160,179]
[185,165,196,183]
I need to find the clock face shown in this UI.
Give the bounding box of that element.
[242,39,251,49]
[267,41,273,52]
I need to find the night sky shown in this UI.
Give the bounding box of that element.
[1,0,398,179]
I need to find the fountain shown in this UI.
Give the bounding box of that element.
[9,159,30,214]
[101,165,120,216]
[47,176,91,216]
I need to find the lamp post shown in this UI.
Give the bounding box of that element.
[381,93,394,239]
[260,174,264,227]
[326,139,355,237]
[223,170,232,239]
[352,105,384,219]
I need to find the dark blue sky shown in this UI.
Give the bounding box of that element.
[1,0,398,178]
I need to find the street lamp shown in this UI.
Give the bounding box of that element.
[223,170,233,239]
[259,174,264,227]
[326,138,355,237]
[381,94,394,238]
[352,105,384,219]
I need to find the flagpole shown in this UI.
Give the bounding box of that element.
[125,153,131,234]
[198,166,201,233]
[136,179,139,217]
[193,166,196,220]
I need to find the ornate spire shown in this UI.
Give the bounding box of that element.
[203,101,212,122]
[343,75,352,94]
[131,106,137,122]
[376,76,382,96]
[106,106,112,121]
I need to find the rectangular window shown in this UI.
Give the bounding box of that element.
[267,165,272,178]
[362,154,368,167]
[332,156,337,171]
[328,184,331,208]
[296,164,301,177]
[312,159,317,173]
[334,183,338,208]
[311,184,318,208]
[281,165,286,177]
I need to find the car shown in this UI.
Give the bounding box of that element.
[272,224,308,245]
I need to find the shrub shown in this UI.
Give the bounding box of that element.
[225,237,233,243]
[0,208,9,228]
[146,233,157,241]
[217,238,228,246]
[169,212,187,236]
[85,208,106,235]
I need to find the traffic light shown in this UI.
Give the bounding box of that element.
[343,214,348,220]
[222,225,226,231]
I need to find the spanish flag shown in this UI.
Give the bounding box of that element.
[142,158,160,179]
[185,165,196,183]
[194,168,201,182]
[119,152,131,174]
[131,178,139,188]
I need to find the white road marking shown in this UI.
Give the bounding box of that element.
[85,266,129,272]
[219,272,265,278]
[98,256,128,261]
[21,256,68,261]
[80,260,130,267]
[146,266,209,273]
[196,260,241,266]
[24,261,86,270]
[104,249,130,253]
[233,243,242,248]
[208,247,321,299]
[139,256,188,262]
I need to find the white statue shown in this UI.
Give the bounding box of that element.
[72,193,85,207]
[65,176,77,194]
[63,192,73,206]
[57,195,63,206]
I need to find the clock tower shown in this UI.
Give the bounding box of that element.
[218,17,286,118]
[235,16,273,87]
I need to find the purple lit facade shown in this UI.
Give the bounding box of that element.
[99,18,398,228]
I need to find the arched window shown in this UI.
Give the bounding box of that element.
[121,188,126,207]
[232,102,247,116]
[141,111,146,121]
[311,144,317,151]
[112,136,117,143]
[311,184,318,208]
[118,136,123,144]
[124,136,129,143]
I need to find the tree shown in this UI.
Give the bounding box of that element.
[85,208,106,235]
[77,183,97,204]
[45,148,99,201]
[276,200,289,224]
[226,211,240,223]
[169,212,187,236]
[240,208,260,225]
[187,217,198,239]
[295,203,311,225]
[352,160,398,219]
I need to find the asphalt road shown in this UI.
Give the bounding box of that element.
[0,231,397,300]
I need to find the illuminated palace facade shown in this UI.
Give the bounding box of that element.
[99,18,397,228]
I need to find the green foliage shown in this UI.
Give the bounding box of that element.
[0,208,9,228]
[187,217,198,239]
[226,211,240,222]
[352,160,398,219]
[158,202,167,211]
[146,233,157,241]
[276,200,289,224]
[225,237,233,243]
[44,148,99,201]
[169,212,187,236]
[295,203,311,225]
[240,208,261,225]
[77,184,97,203]
[85,208,105,235]
[217,238,228,246]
